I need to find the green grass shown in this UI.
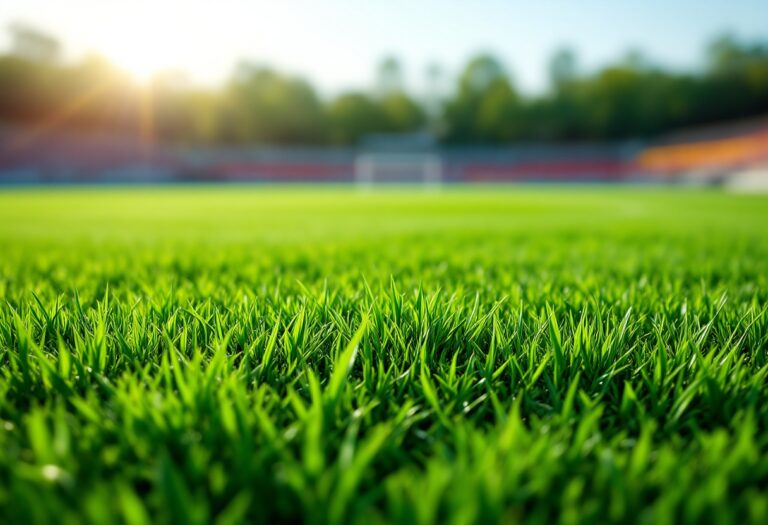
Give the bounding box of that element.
[1,187,767,524]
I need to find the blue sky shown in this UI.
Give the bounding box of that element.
[1,0,767,94]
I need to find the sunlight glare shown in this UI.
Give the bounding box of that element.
[96,4,183,82]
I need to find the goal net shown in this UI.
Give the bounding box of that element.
[354,153,443,187]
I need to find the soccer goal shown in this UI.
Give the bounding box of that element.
[354,153,443,187]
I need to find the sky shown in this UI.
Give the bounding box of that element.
[1,0,767,95]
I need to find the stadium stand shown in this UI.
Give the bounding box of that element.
[1,117,766,186]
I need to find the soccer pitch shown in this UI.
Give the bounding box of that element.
[1,187,767,524]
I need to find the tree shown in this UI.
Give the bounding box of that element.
[8,23,61,64]
[380,92,425,132]
[219,63,326,144]
[548,48,578,90]
[443,53,519,143]
[423,61,446,131]
[375,56,404,97]
[327,93,388,145]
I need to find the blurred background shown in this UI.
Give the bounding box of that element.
[0,0,767,188]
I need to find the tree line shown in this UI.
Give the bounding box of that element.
[1,28,767,146]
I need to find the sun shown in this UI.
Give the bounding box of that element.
[107,42,171,82]
[96,6,182,82]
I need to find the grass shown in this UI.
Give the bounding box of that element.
[0,186,767,524]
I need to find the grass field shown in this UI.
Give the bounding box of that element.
[1,187,767,524]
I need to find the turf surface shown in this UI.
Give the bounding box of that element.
[1,187,767,524]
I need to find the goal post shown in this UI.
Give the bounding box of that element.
[354,153,443,187]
